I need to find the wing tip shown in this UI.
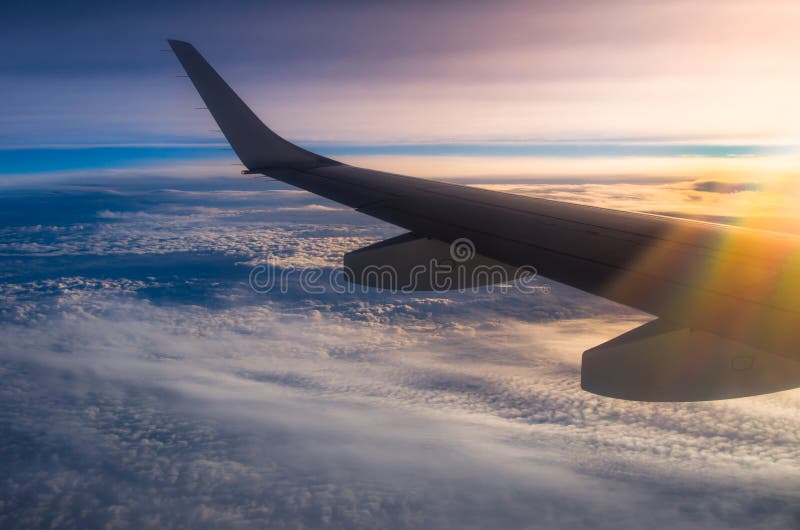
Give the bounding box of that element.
[164,38,339,171]
[166,39,193,51]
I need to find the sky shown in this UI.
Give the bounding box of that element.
[4,0,800,178]
[2,1,800,529]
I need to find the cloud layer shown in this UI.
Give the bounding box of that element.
[1,170,799,529]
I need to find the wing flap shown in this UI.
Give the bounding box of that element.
[344,233,524,291]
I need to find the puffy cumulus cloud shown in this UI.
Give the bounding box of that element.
[0,179,393,271]
[1,279,799,529]
[1,172,799,529]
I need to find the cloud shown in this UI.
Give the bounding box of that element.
[1,169,800,528]
[1,278,799,529]
[692,180,763,194]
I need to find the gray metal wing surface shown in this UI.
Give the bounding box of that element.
[168,39,800,401]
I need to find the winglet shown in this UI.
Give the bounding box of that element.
[167,39,337,171]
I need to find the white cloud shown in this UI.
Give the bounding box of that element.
[1,172,799,528]
[1,272,799,529]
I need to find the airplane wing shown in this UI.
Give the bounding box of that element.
[168,39,800,401]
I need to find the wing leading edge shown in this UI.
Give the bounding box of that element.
[168,39,800,401]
